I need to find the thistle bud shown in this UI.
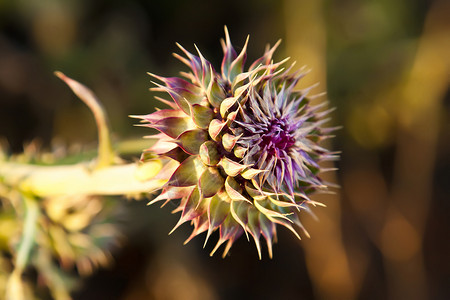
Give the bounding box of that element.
[134,27,337,258]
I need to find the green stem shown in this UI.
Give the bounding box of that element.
[0,160,171,198]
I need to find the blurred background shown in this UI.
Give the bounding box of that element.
[0,0,449,299]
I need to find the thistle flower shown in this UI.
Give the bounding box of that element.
[135,27,337,258]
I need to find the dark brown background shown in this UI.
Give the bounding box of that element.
[1,0,449,299]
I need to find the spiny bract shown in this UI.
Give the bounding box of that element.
[134,27,337,259]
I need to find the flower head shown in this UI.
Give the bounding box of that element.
[135,27,337,258]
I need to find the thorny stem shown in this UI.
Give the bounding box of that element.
[0,161,168,198]
[55,71,115,169]
[0,73,170,300]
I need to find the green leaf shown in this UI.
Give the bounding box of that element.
[161,147,190,163]
[208,119,227,141]
[247,208,262,259]
[228,35,249,82]
[151,81,203,115]
[220,97,238,118]
[152,117,195,139]
[241,168,267,180]
[203,191,231,247]
[219,157,247,177]
[199,141,221,166]
[190,104,214,129]
[222,133,241,152]
[221,26,237,81]
[169,187,204,234]
[208,192,231,228]
[199,167,225,197]
[177,129,208,155]
[258,213,275,259]
[254,199,293,223]
[206,71,226,108]
[168,156,205,187]
[230,200,250,240]
[225,176,251,203]
[234,146,247,158]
